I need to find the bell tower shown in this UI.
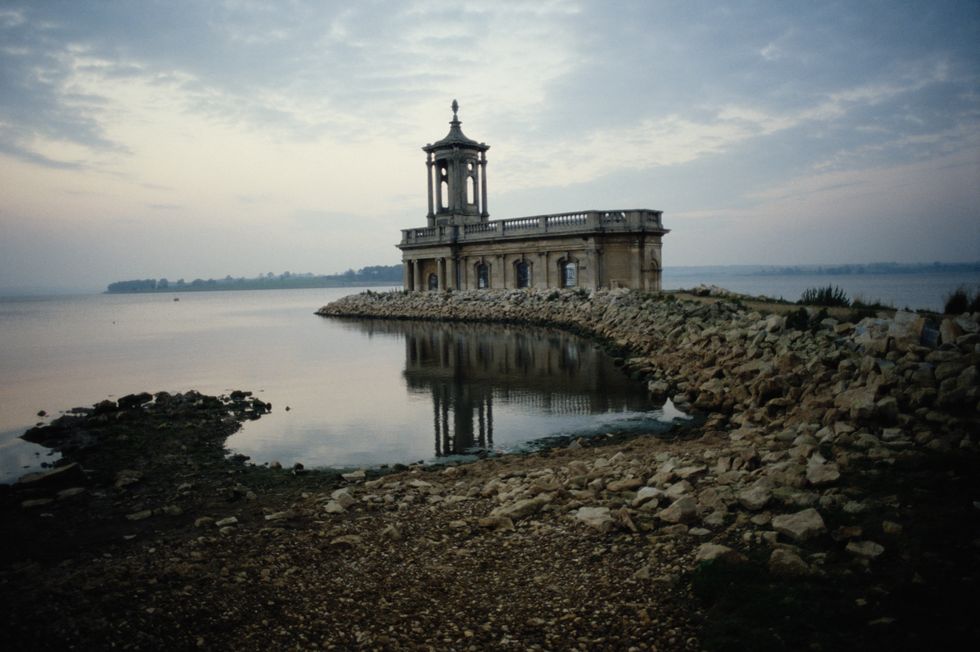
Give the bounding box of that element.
[423,100,490,228]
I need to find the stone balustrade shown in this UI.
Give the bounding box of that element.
[400,209,665,246]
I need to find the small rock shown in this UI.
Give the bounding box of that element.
[632,486,660,507]
[214,516,238,527]
[21,498,54,509]
[658,496,698,524]
[489,495,551,521]
[882,520,902,535]
[694,543,746,565]
[805,462,840,487]
[606,478,643,493]
[330,535,362,548]
[574,506,615,533]
[16,463,85,489]
[264,510,293,522]
[771,508,826,542]
[737,483,772,511]
[323,500,346,514]
[846,540,885,559]
[56,487,86,500]
[381,524,402,540]
[342,469,366,482]
[477,516,515,532]
[664,480,693,500]
[126,509,153,521]
[768,548,809,576]
[331,488,357,509]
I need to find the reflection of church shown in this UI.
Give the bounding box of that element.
[397,321,651,456]
[398,101,669,292]
[332,318,654,457]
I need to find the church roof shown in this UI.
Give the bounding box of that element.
[423,100,489,152]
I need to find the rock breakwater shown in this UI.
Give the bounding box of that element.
[319,288,978,446]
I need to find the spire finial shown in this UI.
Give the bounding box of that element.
[451,99,459,121]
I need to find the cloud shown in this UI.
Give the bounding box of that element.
[0,139,84,170]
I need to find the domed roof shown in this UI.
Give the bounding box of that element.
[423,100,489,152]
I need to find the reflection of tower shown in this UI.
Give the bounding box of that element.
[432,383,493,456]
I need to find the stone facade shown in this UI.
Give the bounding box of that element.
[398,102,669,291]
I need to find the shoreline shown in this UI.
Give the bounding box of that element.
[2,288,978,649]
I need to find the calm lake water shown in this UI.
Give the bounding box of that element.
[0,288,682,482]
[2,268,976,482]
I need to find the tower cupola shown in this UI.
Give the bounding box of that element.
[423,100,489,227]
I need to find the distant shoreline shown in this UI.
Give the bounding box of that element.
[104,280,402,294]
[662,261,980,277]
[746,262,980,277]
[104,265,403,294]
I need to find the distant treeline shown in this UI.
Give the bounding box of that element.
[751,262,980,276]
[106,265,403,293]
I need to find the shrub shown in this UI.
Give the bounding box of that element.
[943,286,980,314]
[799,285,850,307]
[786,306,829,332]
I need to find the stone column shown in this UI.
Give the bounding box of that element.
[447,257,457,290]
[412,260,422,292]
[437,258,445,290]
[403,260,411,291]
[585,247,599,290]
[479,151,488,218]
[630,238,644,288]
[426,153,434,222]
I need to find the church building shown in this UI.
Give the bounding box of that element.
[398,101,669,291]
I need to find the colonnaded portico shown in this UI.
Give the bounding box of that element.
[398,101,669,291]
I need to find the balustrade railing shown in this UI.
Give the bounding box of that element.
[401,209,664,245]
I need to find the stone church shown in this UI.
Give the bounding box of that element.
[398,101,668,291]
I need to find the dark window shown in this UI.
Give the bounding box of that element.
[516,261,530,288]
[428,273,438,290]
[476,263,489,289]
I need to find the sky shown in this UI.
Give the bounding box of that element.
[0,1,978,292]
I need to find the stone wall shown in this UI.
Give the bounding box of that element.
[318,288,978,452]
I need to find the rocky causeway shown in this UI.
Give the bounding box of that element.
[2,287,978,650]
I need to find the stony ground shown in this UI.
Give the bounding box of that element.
[3,288,978,650]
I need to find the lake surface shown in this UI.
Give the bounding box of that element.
[0,288,682,482]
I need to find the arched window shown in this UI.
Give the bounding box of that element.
[561,260,577,288]
[515,260,530,289]
[475,263,489,289]
[428,273,439,290]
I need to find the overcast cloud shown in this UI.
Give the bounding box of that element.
[0,0,977,291]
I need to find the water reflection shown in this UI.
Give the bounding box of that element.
[336,320,655,457]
